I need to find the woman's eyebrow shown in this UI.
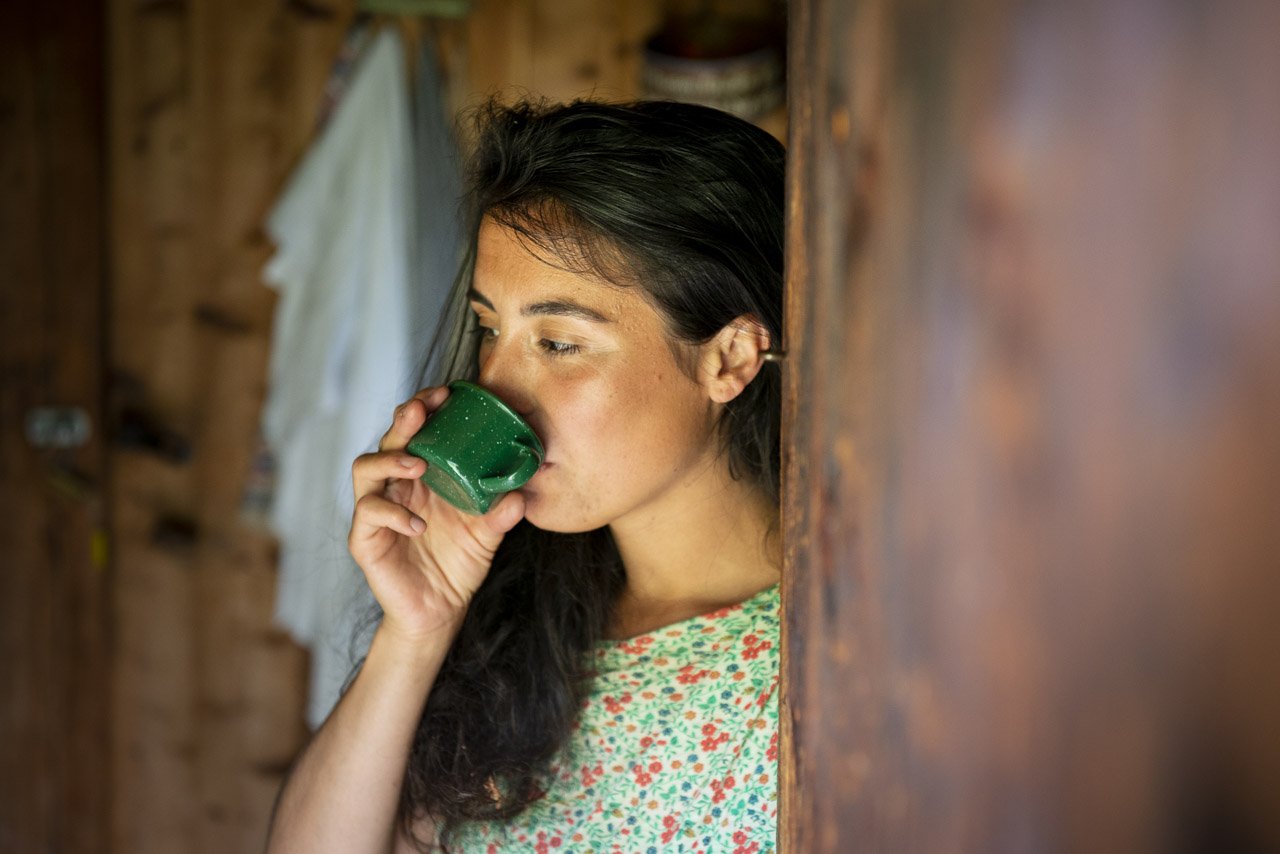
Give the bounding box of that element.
[467,288,613,323]
[523,299,613,323]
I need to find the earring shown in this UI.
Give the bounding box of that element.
[760,349,787,363]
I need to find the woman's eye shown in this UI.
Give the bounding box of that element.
[539,338,581,356]
[472,321,577,355]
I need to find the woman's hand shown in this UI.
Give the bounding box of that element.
[348,385,526,646]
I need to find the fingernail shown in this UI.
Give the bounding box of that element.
[409,516,426,533]
[398,456,418,468]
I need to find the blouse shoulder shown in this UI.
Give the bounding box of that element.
[590,582,780,674]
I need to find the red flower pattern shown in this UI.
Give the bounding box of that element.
[701,723,731,753]
[617,635,656,656]
[662,814,679,844]
[741,633,773,661]
[580,763,604,788]
[733,828,762,854]
[602,692,633,715]
[677,665,712,684]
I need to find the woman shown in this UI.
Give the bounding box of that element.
[268,98,785,853]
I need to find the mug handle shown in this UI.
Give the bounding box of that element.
[478,443,541,494]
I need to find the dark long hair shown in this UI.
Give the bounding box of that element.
[398,98,785,847]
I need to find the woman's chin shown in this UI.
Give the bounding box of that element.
[519,488,602,534]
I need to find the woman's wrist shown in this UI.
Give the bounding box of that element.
[370,614,463,673]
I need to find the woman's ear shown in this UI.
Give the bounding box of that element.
[699,316,772,404]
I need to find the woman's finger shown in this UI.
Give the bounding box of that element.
[378,386,450,453]
[352,450,426,504]
[471,490,527,544]
[348,492,427,551]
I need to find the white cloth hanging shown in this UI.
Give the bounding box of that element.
[261,28,419,728]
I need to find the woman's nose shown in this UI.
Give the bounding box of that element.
[477,341,534,416]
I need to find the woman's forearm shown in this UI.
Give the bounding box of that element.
[266,623,455,854]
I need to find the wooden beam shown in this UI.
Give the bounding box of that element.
[0,2,110,851]
[106,0,332,848]
[784,0,1280,849]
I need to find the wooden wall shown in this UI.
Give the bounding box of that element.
[106,1,340,850]
[1,3,109,852]
[97,1,781,851]
[783,0,1280,850]
[434,0,785,139]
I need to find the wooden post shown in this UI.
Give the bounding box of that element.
[0,3,110,852]
[783,0,1280,850]
[106,1,338,849]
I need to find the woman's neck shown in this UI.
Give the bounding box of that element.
[604,454,781,640]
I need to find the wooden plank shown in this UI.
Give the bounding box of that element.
[108,1,201,848]
[458,0,663,110]
[463,0,536,106]
[0,1,109,852]
[528,0,611,101]
[108,0,335,849]
[779,0,813,845]
[186,0,330,847]
[591,0,657,101]
[785,0,1280,850]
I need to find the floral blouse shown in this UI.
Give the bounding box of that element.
[441,583,780,853]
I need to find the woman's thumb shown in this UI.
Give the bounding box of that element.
[480,491,526,539]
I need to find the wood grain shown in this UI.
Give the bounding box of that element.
[784,0,1280,850]
[0,2,109,851]
[107,0,336,849]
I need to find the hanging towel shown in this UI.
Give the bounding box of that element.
[261,27,418,728]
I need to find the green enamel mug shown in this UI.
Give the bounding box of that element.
[404,380,544,515]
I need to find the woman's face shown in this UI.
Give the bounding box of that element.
[469,217,720,533]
